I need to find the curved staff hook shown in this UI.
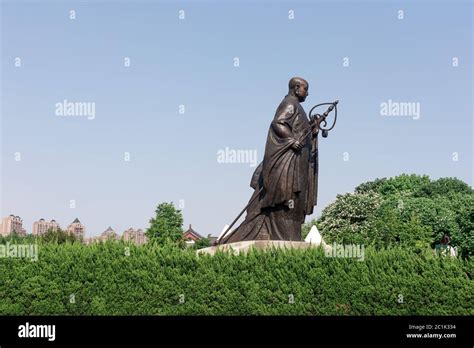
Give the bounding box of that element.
[309,100,339,138]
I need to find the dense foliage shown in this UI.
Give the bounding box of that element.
[146,202,184,246]
[0,241,472,315]
[0,229,79,245]
[41,228,80,244]
[1,175,471,316]
[307,175,473,257]
[192,237,211,249]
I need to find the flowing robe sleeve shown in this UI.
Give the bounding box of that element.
[260,97,308,209]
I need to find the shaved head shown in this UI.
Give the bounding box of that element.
[288,77,308,91]
[288,77,309,102]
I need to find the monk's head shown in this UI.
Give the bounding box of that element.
[288,77,309,102]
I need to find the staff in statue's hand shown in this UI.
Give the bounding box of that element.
[309,100,339,139]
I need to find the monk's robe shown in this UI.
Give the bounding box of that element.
[221,94,318,243]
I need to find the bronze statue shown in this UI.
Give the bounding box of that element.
[218,77,338,244]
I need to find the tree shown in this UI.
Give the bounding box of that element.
[146,202,184,246]
[317,191,383,245]
[304,174,473,257]
[41,228,78,244]
[354,177,387,194]
[193,237,211,250]
[414,177,473,197]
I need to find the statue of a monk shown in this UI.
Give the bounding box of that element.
[220,77,318,244]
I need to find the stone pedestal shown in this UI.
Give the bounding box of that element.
[197,240,330,256]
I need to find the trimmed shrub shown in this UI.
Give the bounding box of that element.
[0,242,472,315]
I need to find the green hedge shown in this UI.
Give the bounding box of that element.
[1,242,472,315]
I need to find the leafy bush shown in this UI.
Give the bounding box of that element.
[413,177,473,197]
[317,192,382,246]
[193,238,211,249]
[0,241,472,315]
[355,175,472,197]
[41,228,80,244]
[314,175,473,257]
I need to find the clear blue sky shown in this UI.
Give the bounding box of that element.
[1,0,472,237]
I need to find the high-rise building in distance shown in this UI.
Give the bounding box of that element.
[0,215,25,236]
[32,218,60,235]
